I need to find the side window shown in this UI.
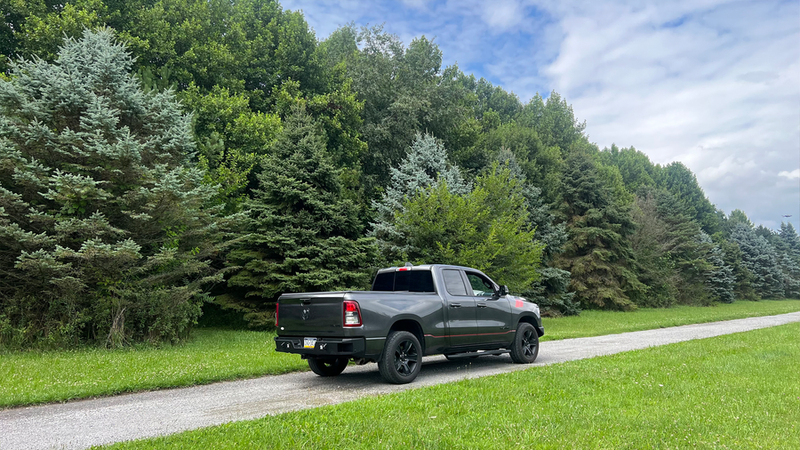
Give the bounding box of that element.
[442,269,469,296]
[466,273,496,297]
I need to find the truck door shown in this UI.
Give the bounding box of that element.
[440,268,479,347]
[464,271,512,345]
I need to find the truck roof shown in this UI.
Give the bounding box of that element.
[376,264,479,273]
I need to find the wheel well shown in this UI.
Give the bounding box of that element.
[518,315,544,337]
[388,319,425,353]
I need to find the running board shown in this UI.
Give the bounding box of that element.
[444,349,509,359]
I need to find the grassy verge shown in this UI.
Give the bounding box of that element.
[103,322,800,450]
[2,299,799,409]
[0,329,306,408]
[541,299,800,341]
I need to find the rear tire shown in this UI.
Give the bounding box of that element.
[379,331,422,384]
[308,357,349,376]
[510,322,539,364]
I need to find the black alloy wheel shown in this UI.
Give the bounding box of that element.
[379,331,422,384]
[510,322,539,364]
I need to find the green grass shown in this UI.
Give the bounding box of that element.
[2,299,799,409]
[0,329,306,408]
[103,322,800,450]
[541,299,800,341]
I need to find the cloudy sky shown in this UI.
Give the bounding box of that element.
[282,0,800,231]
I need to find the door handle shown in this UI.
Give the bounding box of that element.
[449,303,461,308]
[477,303,487,308]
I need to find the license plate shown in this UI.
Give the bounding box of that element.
[304,338,317,349]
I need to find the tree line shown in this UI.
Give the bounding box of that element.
[1,0,798,347]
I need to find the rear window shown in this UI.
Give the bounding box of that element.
[372,270,436,293]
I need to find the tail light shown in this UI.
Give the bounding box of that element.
[343,301,362,327]
[275,303,279,327]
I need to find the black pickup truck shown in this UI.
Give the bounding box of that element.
[275,264,543,384]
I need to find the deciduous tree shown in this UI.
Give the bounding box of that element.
[392,163,544,292]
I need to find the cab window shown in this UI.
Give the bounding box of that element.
[442,269,469,296]
[465,272,496,297]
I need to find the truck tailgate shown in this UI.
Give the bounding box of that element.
[278,292,347,336]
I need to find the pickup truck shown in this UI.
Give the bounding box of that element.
[275,264,543,384]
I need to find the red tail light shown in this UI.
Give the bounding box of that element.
[343,301,362,327]
[275,303,279,327]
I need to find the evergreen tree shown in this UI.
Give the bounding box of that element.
[659,162,720,234]
[730,223,784,298]
[370,133,468,262]
[726,209,754,231]
[0,29,235,347]
[714,234,758,301]
[777,253,800,299]
[779,222,800,262]
[224,106,377,328]
[14,1,371,216]
[777,222,800,298]
[653,189,715,305]
[629,190,680,307]
[496,149,577,315]
[699,232,735,303]
[555,152,645,310]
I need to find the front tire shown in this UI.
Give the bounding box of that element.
[510,322,539,364]
[379,331,422,384]
[308,357,349,377]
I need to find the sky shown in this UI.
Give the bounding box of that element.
[282,0,800,232]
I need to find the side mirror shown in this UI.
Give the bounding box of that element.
[498,285,509,296]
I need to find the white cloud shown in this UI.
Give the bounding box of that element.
[481,0,524,30]
[533,0,800,229]
[779,169,800,180]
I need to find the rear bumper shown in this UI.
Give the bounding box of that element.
[275,336,367,358]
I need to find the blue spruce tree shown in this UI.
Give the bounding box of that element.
[699,232,735,303]
[0,29,236,347]
[731,223,784,299]
[370,132,469,262]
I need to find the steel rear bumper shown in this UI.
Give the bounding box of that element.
[275,336,367,358]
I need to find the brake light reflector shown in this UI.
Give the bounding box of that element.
[343,300,362,327]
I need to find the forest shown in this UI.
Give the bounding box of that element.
[1,0,798,348]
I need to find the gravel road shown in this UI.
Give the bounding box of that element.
[3,312,799,450]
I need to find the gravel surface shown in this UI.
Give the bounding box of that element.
[3,311,799,450]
